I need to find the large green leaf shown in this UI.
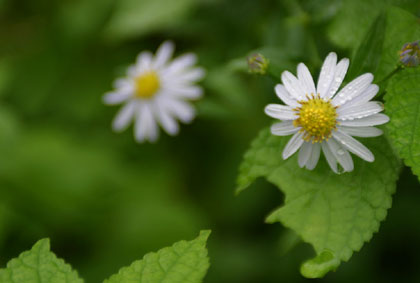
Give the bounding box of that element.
[385,67,420,179]
[0,239,83,283]
[375,6,420,82]
[327,0,420,50]
[104,230,211,283]
[327,0,383,49]
[346,12,386,81]
[237,128,400,278]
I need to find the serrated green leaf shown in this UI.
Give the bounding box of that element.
[237,128,400,277]
[385,67,420,180]
[300,250,340,278]
[104,0,196,41]
[346,12,386,81]
[0,239,83,283]
[104,230,211,283]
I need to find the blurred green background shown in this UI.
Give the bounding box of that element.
[1,0,420,282]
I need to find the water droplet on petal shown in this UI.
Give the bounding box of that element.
[337,149,345,155]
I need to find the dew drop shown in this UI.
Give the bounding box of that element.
[337,149,345,155]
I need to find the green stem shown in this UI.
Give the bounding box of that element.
[376,65,403,98]
[377,65,403,85]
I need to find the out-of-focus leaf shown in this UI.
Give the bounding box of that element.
[327,0,420,50]
[375,6,420,82]
[0,239,83,283]
[104,230,211,283]
[327,0,382,49]
[104,0,197,41]
[237,128,400,277]
[385,67,420,180]
[346,12,386,81]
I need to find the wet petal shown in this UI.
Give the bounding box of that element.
[265,104,297,120]
[317,52,337,98]
[282,132,304,159]
[332,130,374,162]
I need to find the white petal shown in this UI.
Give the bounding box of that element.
[155,100,179,136]
[321,142,338,173]
[153,41,175,69]
[113,78,131,89]
[339,84,379,110]
[337,101,383,120]
[103,90,132,105]
[176,67,206,82]
[135,103,158,143]
[275,84,300,108]
[164,53,197,74]
[306,142,321,170]
[332,130,374,162]
[136,51,153,71]
[282,132,304,159]
[317,52,337,98]
[112,101,136,132]
[166,86,203,100]
[297,63,316,96]
[324,58,349,99]
[281,71,305,100]
[265,104,297,120]
[164,98,196,123]
[298,142,313,168]
[271,121,299,136]
[332,73,374,106]
[326,138,354,172]
[338,113,389,127]
[338,126,383,137]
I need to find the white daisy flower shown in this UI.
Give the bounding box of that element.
[103,41,205,143]
[265,52,389,173]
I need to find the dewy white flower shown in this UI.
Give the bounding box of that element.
[103,41,205,143]
[265,52,389,173]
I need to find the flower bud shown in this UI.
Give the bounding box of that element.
[247,53,269,75]
[399,40,420,67]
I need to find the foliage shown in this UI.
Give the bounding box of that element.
[0,231,210,283]
[385,67,420,179]
[1,0,420,282]
[237,129,400,277]
[0,239,83,283]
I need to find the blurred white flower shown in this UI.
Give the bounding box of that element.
[265,52,389,173]
[103,41,205,143]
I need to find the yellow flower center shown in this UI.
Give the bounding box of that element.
[135,71,160,99]
[293,94,338,143]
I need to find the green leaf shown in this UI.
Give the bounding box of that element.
[237,128,400,277]
[375,6,420,82]
[346,12,386,81]
[300,250,340,278]
[0,239,83,283]
[327,0,419,50]
[104,230,211,283]
[104,0,196,41]
[327,0,383,49]
[385,67,420,180]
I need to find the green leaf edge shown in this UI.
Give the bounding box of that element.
[104,230,211,283]
[0,238,83,283]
